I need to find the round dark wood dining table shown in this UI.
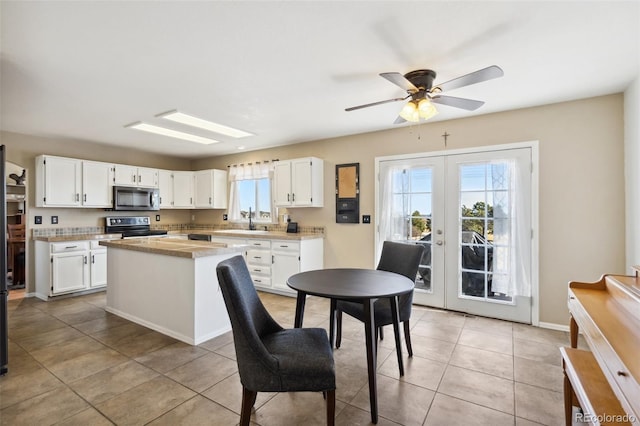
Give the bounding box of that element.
[287,268,414,424]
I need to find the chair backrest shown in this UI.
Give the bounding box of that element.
[377,241,425,320]
[216,255,284,390]
[8,224,25,240]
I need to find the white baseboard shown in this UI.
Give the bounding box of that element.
[538,321,569,332]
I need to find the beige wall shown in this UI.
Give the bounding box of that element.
[2,94,626,326]
[193,94,626,326]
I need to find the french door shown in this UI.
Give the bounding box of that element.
[377,146,533,323]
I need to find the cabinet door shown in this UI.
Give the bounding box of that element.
[272,252,300,291]
[43,157,82,207]
[212,169,228,209]
[114,164,138,186]
[194,170,213,208]
[89,249,107,288]
[172,171,195,208]
[291,159,313,206]
[82,161,114,207]
[138,167,159,187]
[273,161,292,206]
[158,170,174,208]
[52,252,88,294]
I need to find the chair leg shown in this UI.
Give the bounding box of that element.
[326,389,336,426]
[240,386,257,426]
[379,326,384,340]
[403,320,413,357]
[336,311,342,348]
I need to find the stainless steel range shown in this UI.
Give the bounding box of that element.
[105,216,168,239]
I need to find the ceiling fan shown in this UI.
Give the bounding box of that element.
[345,65,504,124]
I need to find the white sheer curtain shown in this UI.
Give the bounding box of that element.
[227,162,273,222]
[378,160,420,256]
[490,160,530,298]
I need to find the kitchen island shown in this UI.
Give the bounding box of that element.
[99,237,247,345]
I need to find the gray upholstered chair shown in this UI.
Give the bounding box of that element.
[335,241,424,357]
[216,255,336,426]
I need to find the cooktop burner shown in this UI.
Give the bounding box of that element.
[104,216,168,238]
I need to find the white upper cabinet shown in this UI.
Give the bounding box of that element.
[273,157,323,207]
[194,169,228,209]
[158,169,174,209]
[82,161,114,208]
[114,164,158,187]
[36,155,114,208]
[172,171,195,208]
[36,156,82,207]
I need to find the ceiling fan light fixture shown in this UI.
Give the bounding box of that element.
[399,101,420,122]
[399,99,438,123]
[417,98,438,120]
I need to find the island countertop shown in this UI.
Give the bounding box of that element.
[186,230,324,240]
[99,237,247,259]
[33,233,123,242]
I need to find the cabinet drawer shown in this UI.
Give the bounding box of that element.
[251,276,271,287]
[246,239,271,249]
[246,249,271,265]
[272,241,300,252]
[248,265,271,276]
[51,241,89,253]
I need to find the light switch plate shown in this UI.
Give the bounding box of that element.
[362,215,371,224]
[35,215,42,225]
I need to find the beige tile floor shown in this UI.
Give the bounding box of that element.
[1,291,572,425]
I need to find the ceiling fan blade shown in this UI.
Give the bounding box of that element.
[393,115,406,125]
[345,95,409,112]
[431,95,485,111]
[433,65,503,93]
[380,72,419,93]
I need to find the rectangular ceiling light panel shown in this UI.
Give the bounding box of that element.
[127,122,219,145]
[159,111,253,138]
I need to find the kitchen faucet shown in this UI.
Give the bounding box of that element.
[248,207,256,230]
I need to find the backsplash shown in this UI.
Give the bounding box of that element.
[31,223,325,238]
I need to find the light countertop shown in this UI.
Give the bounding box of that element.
[33,233,123,242]
[99,237,248,259]
[187,230,324,240]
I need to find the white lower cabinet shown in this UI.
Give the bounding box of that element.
[245,240,272,288]
[89,241,107,289]
[51,247,89,294]
[271,241,300,292]
[36,239,111,300]
[208,236,323,295]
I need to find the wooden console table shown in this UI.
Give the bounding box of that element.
[564,268,640,425]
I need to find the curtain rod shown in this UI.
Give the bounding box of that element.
[227,159,279,168]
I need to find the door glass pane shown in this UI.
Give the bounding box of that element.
[458,162,514,303]
[385,166,434,292]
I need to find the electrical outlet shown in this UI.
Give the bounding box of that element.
[362,215,371,224]
[155,214,160,222]
[51,216,58,224]
[35,215,42,225]
[223,214,228,221]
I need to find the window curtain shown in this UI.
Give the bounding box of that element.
[490,161,530,299]
[228,162,273,222]
[378,160,417,257]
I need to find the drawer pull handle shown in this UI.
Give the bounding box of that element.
[617,371,628,377]
[569,296,575,300]
[65,246,78,249]
[253,256,261,259]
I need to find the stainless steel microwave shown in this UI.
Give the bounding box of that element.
[113,186,159,211]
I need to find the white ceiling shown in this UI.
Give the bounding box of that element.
[1,1,638,159]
